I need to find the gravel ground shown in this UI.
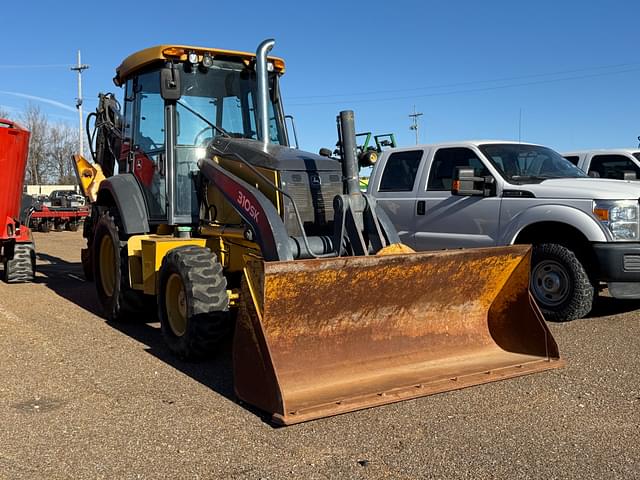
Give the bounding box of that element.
[0,231,638,479]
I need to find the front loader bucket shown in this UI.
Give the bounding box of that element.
[233,245,563,425]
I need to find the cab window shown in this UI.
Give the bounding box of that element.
[427,148,489,191]
[378,150,423,192]
[589,155,640,179]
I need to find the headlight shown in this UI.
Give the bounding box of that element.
[593,200,639,241]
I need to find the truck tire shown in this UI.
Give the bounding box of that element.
[93,210,150,322]
[530,243,594,321]
[39,221,51,233]
[158,246,231,360]
[3,243,35,283]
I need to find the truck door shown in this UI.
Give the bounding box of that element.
[131,71,168,222]
[371,149,425,245]
[413,147,501,250]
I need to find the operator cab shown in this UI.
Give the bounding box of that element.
[113,45,289,225]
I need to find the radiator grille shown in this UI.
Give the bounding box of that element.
[282,171,343,236]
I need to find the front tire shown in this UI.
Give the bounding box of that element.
[3,243,35,283]
[158,246,231,360]
[530,243,594,321]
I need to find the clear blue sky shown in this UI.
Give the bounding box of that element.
[2,0,639,154]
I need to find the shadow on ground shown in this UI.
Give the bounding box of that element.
[34,252,270,423]
[586,293,640,318]
[35,252,100,315]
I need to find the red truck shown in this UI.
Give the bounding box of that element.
[0,118,35,282]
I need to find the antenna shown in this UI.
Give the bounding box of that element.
[518,108,522,143]
[70,50,89,156]
[409,105,423,145]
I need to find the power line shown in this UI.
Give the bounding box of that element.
[0,64,71,69]
[287,61,640,100]
[288,66,640,106]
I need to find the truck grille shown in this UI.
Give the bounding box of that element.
[623,254,640,272]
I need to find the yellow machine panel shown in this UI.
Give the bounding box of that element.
[130,236,207,295]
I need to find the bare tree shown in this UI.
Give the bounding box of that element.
[0,106,10,119]
[49,123,77,183]
[21,104,52,184]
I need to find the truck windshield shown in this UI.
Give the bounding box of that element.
[479,143,588,184]
[176,60,286,147]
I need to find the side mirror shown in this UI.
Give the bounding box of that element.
[160,66,181,100]
[623,170,637,180]
[452,167,495,197]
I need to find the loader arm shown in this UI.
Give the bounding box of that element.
[198,157,294,261]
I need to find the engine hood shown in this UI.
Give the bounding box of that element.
[208,137,342,172]
[507,178,640,200]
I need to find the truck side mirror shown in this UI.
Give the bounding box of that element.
[452,167,495,197]
[160,66,181,100]
[623,170,637,180]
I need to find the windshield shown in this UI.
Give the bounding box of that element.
[479,143,588,184]
[176,60,286,147]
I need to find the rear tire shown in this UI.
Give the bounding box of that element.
[93,210,150,321]
[39,221,51,233]
[67,221,80,232]
[530,243,594,321]
[158,246,231,360]
[3,243,35,283]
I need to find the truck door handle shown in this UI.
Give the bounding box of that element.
[417,200,426,215]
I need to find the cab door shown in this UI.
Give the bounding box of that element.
[130,71,168,222]
[413,147,501,250]
[371,149,426,246]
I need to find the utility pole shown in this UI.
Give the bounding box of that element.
[409,105,423,145]
[71,50,89,156]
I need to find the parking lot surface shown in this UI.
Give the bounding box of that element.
[0,232,638,479]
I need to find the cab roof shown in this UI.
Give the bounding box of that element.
[114,44,286,86]
[562,148,640,156]
[384,140,545,153]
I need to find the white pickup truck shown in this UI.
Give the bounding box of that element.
[367,140,640,321]
[563,149,640,180]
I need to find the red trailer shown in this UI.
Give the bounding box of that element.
[30,204,89,232]
[0,118,35,282]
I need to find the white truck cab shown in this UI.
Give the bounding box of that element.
[563,149,640,180]
[368,140,640,321]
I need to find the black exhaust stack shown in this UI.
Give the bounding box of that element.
[338,110,361,196]
[332,110,401,255]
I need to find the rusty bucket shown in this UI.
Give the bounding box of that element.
[233,245,563,425]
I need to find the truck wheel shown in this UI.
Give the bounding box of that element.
[158,246,231,360]
[39,221,51,233]
[54,221,65,232]
[67,221,79,232]
[3,243,35,283]
[530,243,594,321]
[93,210,150,321]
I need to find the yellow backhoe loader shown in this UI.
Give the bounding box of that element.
[75,39,563,425]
